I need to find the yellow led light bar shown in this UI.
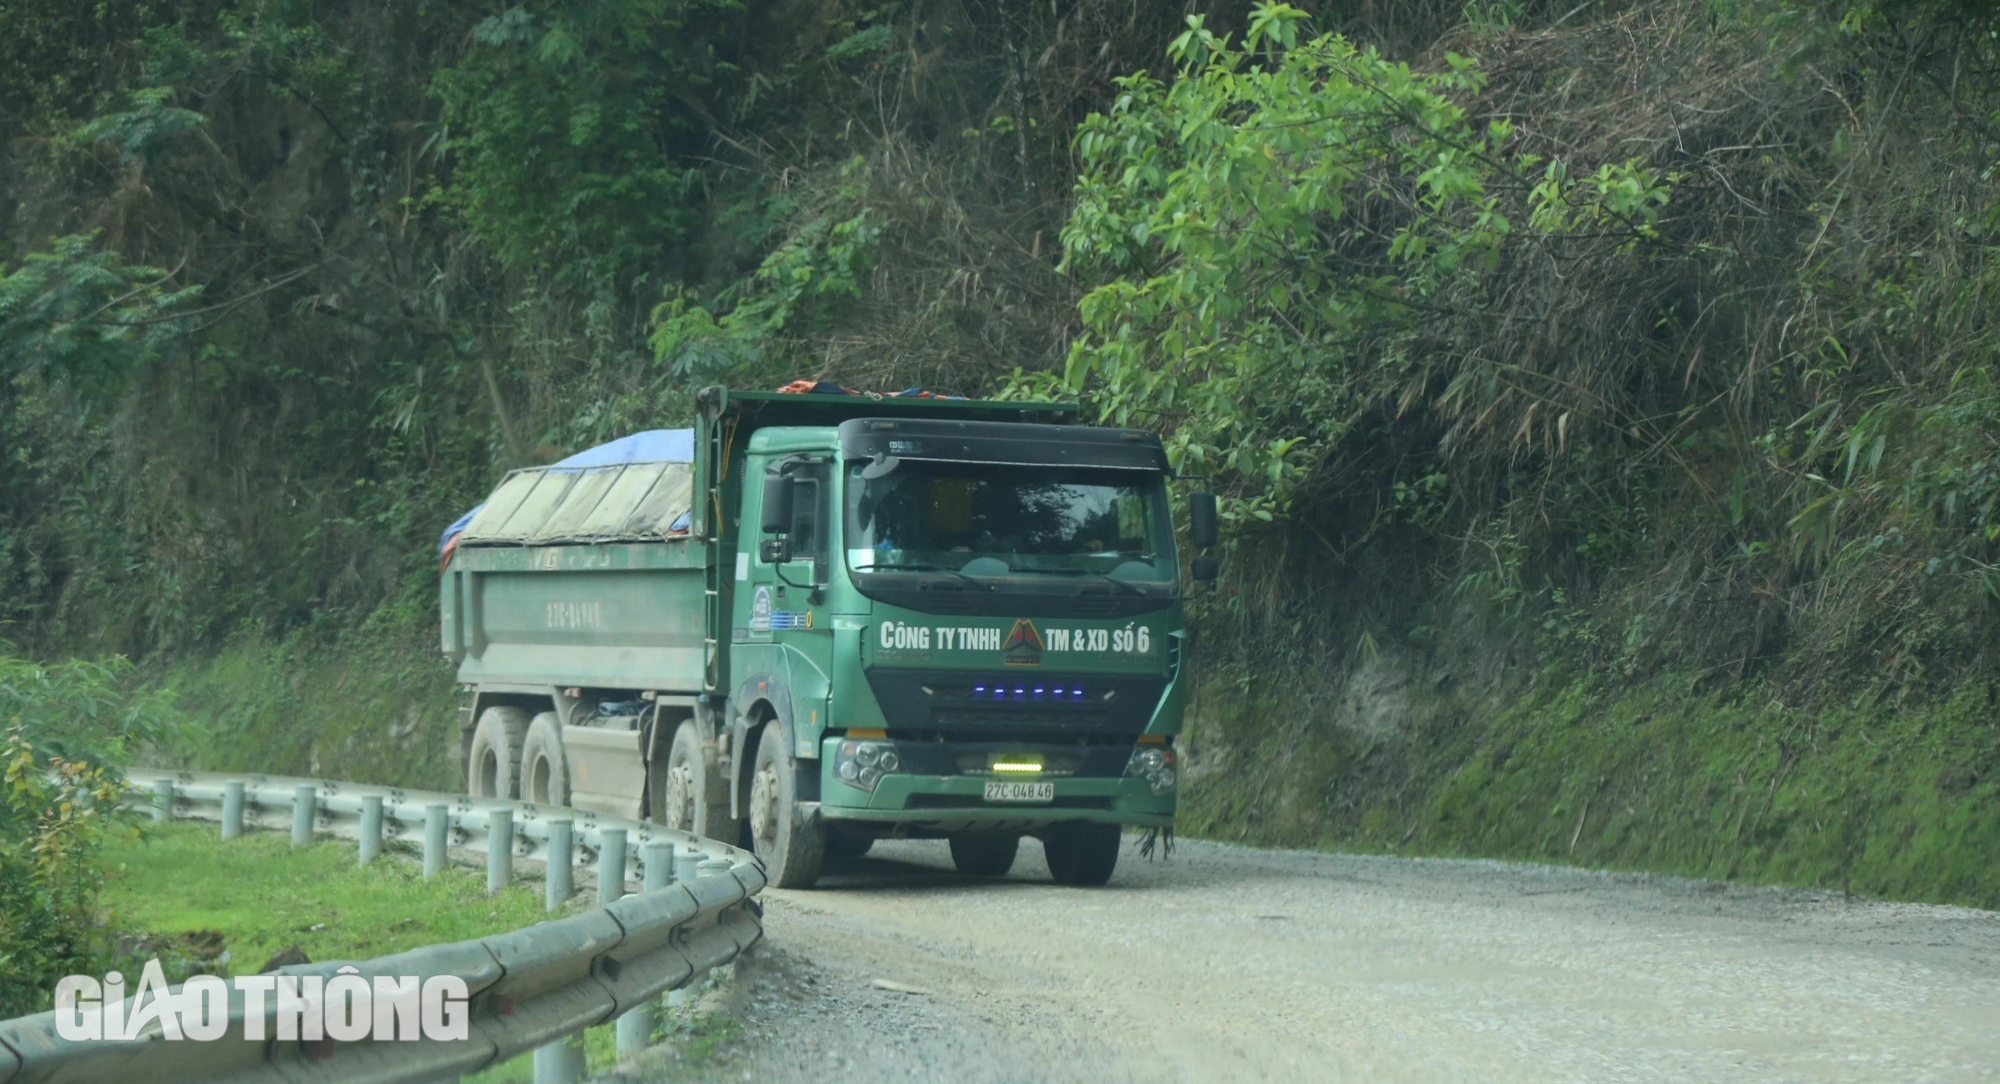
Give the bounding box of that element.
[991,760,1044,773]
[846,728,887,739]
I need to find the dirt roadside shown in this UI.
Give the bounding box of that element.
[619,835,2000,1083]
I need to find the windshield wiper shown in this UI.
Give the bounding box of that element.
[1018,566,1148,596]
[851,562,991,591]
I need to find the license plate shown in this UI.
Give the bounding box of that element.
[983,780,1055,803]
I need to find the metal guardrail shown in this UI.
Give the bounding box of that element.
[0,769,767,1084]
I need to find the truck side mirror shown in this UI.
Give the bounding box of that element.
[761,470,793,533]
[1191,555,1220,582]
[1189,491,1218,550]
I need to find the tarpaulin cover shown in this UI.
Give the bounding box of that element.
[440,429,696,554]
[553,428,695,467]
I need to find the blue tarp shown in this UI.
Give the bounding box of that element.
[553,429,694,467]
[439,429,696,552]
[439,505,482,554]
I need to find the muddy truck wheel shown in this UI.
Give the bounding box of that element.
[467,705,531,800]
[1043,822,1121,886]
[664,718,738,844]
[748,719,825,888]
[520,711,569,806]
[949,832,1020,877]
[826,828,875,858]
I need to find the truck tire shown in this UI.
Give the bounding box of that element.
[1042,822,1121,886]
[747,719,825,888]
[520,712,569,806]
[467,706,531,800]
[949,832,1019,877]
[826,828,874,858]
[664,719,738,844]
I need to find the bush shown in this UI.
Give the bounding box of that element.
[0,654,178,1017]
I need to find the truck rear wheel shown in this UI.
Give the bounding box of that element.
[467,706,531,799]
[520,712,568,806]
[747,720,825,888]
[664,719,737,844]
[1042,822,1121,886]
[949,832,1019,877]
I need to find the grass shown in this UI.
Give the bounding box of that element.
[96,821,643,1081]
[149,622,464,792]
[119,627,742,1081]
[99,822,558,971]
[1180,667,2000,909]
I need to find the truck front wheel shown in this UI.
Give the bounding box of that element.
[1042,822,1121,886]
[664,719,737,844]
[949,832,1019,877]
[747,720,825,888]
[467,706,531,800]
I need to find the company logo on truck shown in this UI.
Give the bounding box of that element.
[1002,619,1044,666]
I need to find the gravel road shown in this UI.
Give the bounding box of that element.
[623,834,2000,1083]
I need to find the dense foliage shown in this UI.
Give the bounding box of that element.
[1048,7,1670,521]
[1036,1,2000,711]
[0,0,1192,657]
[0,654,177,1016]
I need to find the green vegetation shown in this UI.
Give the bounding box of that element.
[99,822,558,976]
[2,0,1998,934]
[97,821,652,1081]
[149,622,465,790]
[1182,669,2000,906]
[0,653,177,1017]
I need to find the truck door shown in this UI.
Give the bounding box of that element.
[738,455,834,761]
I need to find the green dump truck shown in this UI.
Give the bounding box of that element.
[439,386,1216,887]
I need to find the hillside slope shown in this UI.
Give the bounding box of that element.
[3,0,1997,905]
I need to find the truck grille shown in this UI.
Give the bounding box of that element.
[885,728,1141,747]
[865,668,1166,734]
[1066,594,1129,618]
[932,708,1111,728]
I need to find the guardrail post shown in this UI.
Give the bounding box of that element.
[423,803,449,878]
[531,1033,585,1084]
[291,783,316,847]
[596,827,627,905]
[487,809,513,896]
[150,777,174,823]
[614,839,676,1056]
[546,819,574,912]
[665,845,704,1011]
[641,840,673,893]
[220,780,245,840]
[358,795,384,866]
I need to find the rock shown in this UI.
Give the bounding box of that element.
[869,979,933,996]
[259,945,311,972]
[178,929,227,959]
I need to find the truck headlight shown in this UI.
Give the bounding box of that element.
[1124,744,1176,795]
[837,740,901,792]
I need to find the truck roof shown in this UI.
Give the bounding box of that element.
[697,386,1080,428]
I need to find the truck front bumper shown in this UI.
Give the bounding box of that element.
[816,737,1174,829]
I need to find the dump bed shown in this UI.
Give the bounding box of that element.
[441,392,1086,697]
[440,431,709,694]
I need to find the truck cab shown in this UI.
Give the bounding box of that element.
[442,387,1215,888]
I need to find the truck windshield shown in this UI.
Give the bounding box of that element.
[845,461,1173,585]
